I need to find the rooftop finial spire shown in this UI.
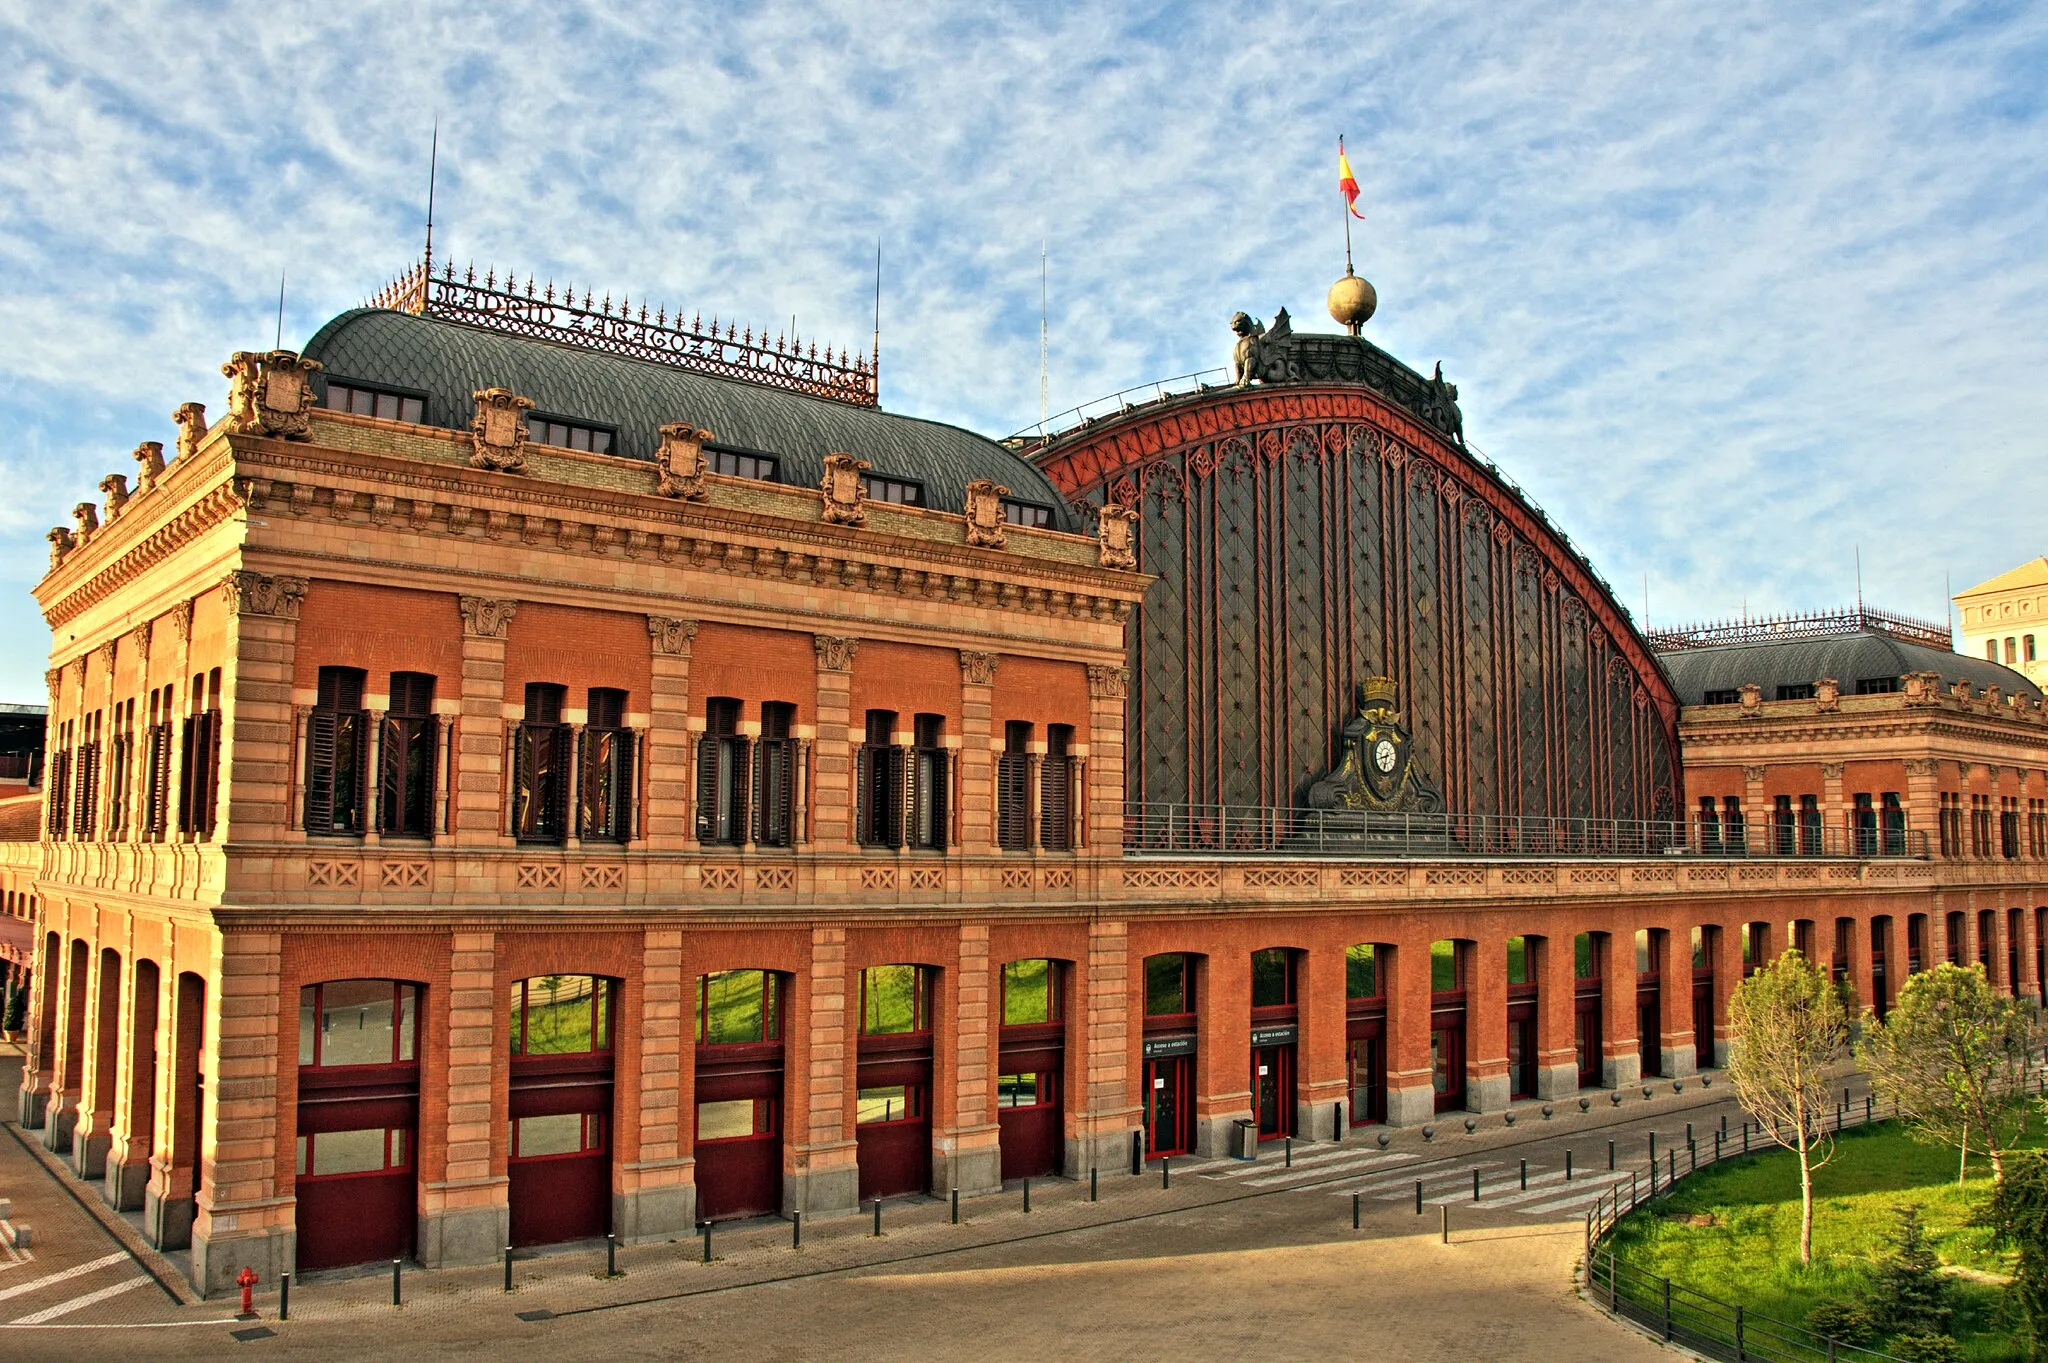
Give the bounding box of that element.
[423,120,439,286]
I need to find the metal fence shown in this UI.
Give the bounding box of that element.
[1121,804,1929,861]
[1584,1097,1910,1362]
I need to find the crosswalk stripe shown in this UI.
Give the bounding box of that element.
[1238,1152,1417,1188]
[10,1276,147,1325]
[1517,1175,1635,1215]
[1362,1162,1503,1198]
[1429,1171,1628,1209]
[0,1254,129,1306]
[1200,1145,1365,1180]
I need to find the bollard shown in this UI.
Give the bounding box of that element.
[950,1189,959,1224]
[1669,1150,1676,1184]
[1472,1168,1480,1201]
[1720,1113,1728,1137]
[280,1271,290,1321]
[702,1222,713,1262]
[1285,1137,1293,1168]
[607,1231,617,1277]
[1334,1102,1344,1141]
[874,1199,883,1236]
[392,1259,402,1309]
[1565,1150,1573,1182]
[793,1209,802,1249]
[1520,1159,1527,1190]
[1649,1131,1657,1161]
[1650,1160,1658,1195]
[1415,1180,1424,1214]
[1440,1204,1448,1244]
[1162,1158,1171,1191]
[504,1245,514,1292]
[1131,1131,1144,1176]
[1090,1167,1098,1202]
[1353,1192,1362,1229]
[1023,1178,1031,1214]
[1608,1139,1615,1171]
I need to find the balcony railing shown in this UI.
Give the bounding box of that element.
[1121,804,1929,860]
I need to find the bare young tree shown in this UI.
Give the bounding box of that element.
[1727,948,1851,1264]
[1863,962,2043,1189]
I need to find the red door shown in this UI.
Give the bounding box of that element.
[509,1058,613,1247]
[1431,1013,1466,1112]
[294,1085,416,1271]
[997,1024,1063,1181]
[1574,988,1603,1086]
[1144,1054,1193,1156]
[1346,1013,1386,1126]
[856,1042,931,1201]
[1692,978,1714,1070]
[695,1042,783,1221]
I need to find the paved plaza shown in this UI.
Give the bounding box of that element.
[0,1043,1810,1360]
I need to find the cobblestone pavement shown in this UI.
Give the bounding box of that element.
[0,1062,1877,1360]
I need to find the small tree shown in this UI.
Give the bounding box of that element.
[1727,948,1849,1264]
[1865,1204,1953,1338]
[1862,963,2042,1187]
[1987,1151,2048,1360]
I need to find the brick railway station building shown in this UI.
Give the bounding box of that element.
[11,256,2048,1294]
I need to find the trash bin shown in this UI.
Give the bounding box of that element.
[1233,1119,1259,1161]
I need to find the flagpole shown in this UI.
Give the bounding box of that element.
[1341,134,1354,275]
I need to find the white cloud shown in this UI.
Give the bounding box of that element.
[0,0,2043,698]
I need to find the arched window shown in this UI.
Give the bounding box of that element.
[509,975,614,1055]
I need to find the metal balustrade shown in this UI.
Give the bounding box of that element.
[1121,803,1929,860]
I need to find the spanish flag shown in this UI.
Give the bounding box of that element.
[1338,137,1365,220]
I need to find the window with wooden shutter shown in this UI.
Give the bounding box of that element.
[858,711,903,847]
[580,687,632,843]
[697,698,747,845]
[514,683,570,843]
[381,672,437,836]
[755,702,797,848]
[144,692,172,839]
[305,667,368,835]
[910,713,947,851]
[996,721,1032,851]
[45,743,69,839]
[1040,724,1073,851]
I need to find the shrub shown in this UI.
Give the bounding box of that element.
[1805,1299,1876,1346]
[1888,1332,1964,1363]
[1867,1205,1952,1337]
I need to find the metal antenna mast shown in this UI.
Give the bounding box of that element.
[1039,240,1049,439]
[424,121,439,278]
[872,240,882,401]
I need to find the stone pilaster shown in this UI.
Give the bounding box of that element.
[958,652,997,851]
[1821,762,1847,853]
[810,637,857,852]
[419,931,506,1266]
[1384,939,1434,1125]
[645,619,697,850]
[71,945,119,1177]
[1085,665,1128,853]
[1465,935,1509,1112]
[219,571,308,841]
[1657,925,1695,1079]
[1298,941,1347,1140]
[1075,918,1138,1176]
[105,955,158,1211]
[786,925,856,1215]
[1904,758,1942,857]
[192,931,292,1296]
[1535,932,1578,1097]
[1601,931,1642,1090]
[937,923,1000,1195]
[456,598,517,845]
[617,929,692,1241]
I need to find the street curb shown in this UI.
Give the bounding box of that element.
[1,1119,201,1305]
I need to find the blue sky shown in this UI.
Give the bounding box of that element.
[2,1,2045,703]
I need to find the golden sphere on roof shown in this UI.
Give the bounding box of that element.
[1327,271,1377,335]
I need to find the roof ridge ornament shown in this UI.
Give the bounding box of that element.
[364,259,879,407]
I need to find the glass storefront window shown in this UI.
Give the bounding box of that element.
[1144,954,1192,1015]
[514,1112,603,1158]
[297,1127,406,1178]
[1002,959,1057,1025]
[1345,944,1378,999]
[860,965,927,1035]
[697,1098,768,1141]
[1575,933,1599,979]
[1506,937,1528,986]
[1635,930,1653,975]
[510,975,613,1055]
[856,1084,921,1124]
[1691,927,1707,969]
[1430,941,1461,993]
[298,981,418,1067]
[1251,949,1293,1007]
[997,1072,1051,1108]
[699,970,779,1045]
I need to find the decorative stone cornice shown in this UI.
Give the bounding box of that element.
[222,570,308,619]
[459,596,519,639]
[959,650,999,686]
[647,616,699,656]
[813,635,859,672]
[1087,664,1130,700]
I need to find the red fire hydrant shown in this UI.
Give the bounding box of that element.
[237,1266,258,1318]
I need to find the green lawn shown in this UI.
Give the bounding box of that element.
[1605,1122,2038,1361]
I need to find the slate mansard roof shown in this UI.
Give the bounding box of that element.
[300,307,1079,531]
[1658,629,2041,706]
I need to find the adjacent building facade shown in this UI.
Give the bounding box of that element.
[1956,557,2048,690]
[12,260,2048,1296]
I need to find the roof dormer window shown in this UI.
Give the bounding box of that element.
[1001,498,1052,529]
[529,416,615,455]
[708,448,778,482]
[324,381,424,425]
[863,474,924,507]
